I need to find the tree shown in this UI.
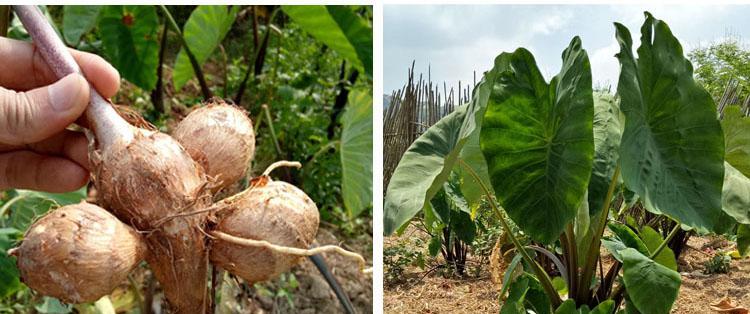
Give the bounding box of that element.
[689,37,750,101]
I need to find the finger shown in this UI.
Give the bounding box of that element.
[0,74,89,145]
[0,130,90,170]
[0,150,89,193]
[0,37,120,98]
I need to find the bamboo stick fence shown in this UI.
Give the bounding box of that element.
[383,61,474,191]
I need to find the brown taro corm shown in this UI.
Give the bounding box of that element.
[210,176,320,283]
[173,100,256,193]
[12,202,146,303]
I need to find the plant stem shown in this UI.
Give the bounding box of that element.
[0,6,10,37]
[563,223,578,300]
[576,165,621,303]
[234,8,278,105]
[150,22,168,114]
[262,104,283,157]
[306,140,340,165]
[158,5,212,100]
[651,223,681,259]
[127,274,146,314]
[458,159,562,308]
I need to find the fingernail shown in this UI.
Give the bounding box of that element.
[48,74,87,112]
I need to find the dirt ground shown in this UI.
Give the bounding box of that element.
[384,225,749,313]
[214,224,374,314]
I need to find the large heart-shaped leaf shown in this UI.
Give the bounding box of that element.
[98,5,159,91]
[456,130,492,208]
[621,248,681,314]
[481,36,594,243]
[722,162,750,224]
[172,5,238,91]
[384,76,493,235]
[340,88,373,218]
[283,5,372,78]
[614,13,730,234]
[62,5,101,45]
[588,92,622,215]
[640,226,678,271]
[722,106,750,177]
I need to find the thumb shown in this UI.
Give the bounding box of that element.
[0,74,89,145]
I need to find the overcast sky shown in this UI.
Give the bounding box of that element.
[384,5,750,94]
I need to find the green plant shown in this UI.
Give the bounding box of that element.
[704,252,731,274]
[384,240,425,286]
[689,37,750,102]
[385,12,750,313]
[253,273,299,308]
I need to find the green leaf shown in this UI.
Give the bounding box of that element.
[172,5,238,91]
[62,6,102,45]
[588,92,622,215]
[0,236,22,298]
[604,222,649,262]
[500,253,523,298]
[639,226,678,271]
[502,274,530,314]
[282,5,372,77]
[551,276,568,296]
[98,5,160,90]
[450,210,476,244]
[501,273,551,314]
[341,88,373,218]
[428,235,441,257]
[590,301,615,314]
[555,299,577,314]
[456,129,492,208]
[63,5,102,46]
[384,76,493,235]
[620,248,680,314]
[444,173,470,215]
[5,188,87,231]
[721,162,750,224]
[481,37,594,243]
[614,12,730,234]
[722,106,750,177]
[737,224,750,257]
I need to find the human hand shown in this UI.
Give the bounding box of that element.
[0,37,120,192]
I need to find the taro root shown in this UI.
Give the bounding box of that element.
[15,7,212,311]
[210,175,320,283]
[173,101,255,192]
[14,6,367,312]
[11,202,146,303]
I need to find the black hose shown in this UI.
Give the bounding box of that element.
[308,254,356,314]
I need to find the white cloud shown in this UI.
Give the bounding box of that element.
[589,41,620,88]
[529,11,574,35]
[384,5,750,94]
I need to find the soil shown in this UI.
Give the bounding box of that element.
[214,223,374,314]
[384,224,750,313]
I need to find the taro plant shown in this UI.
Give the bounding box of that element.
[384,12,750,313]
[423,175,476,277]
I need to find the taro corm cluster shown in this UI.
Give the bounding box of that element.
[7,6,366,313]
